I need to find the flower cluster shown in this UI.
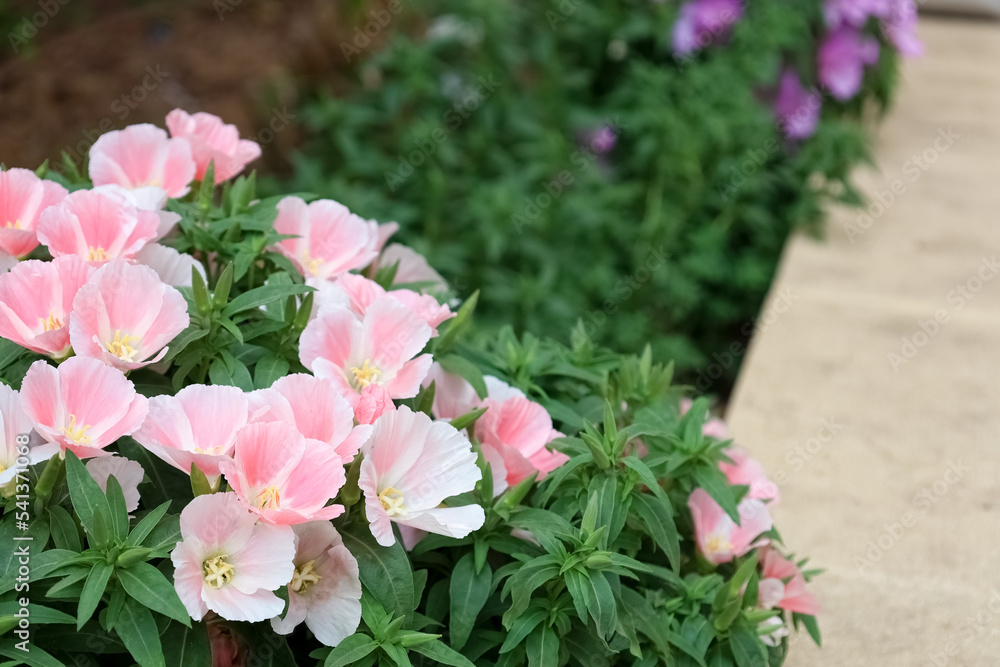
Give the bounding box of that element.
[0,109,820,666]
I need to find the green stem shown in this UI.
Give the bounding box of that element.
[34,453,65,502]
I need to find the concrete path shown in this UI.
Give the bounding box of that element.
[727,17,1000,667]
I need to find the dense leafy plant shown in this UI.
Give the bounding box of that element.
[283,0,913,392]
[0,112,818,666]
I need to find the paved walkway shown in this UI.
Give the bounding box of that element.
[727,17,1000,667]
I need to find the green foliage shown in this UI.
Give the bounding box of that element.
[281,0,898,393]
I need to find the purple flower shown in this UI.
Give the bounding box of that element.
[883,0,922,58]
[672,0,745,56]
[774,70,822,140]
[823,0,891,28]
[818,27,880,101]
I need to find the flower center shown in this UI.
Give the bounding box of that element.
[5,220,22,229]
[350,359,382,389]
[290,560,322,594]
[87,246,110,262]
[256,485,281,510]
[378,486,407,517]
[202,555,235,589]
[39,310,63,332]
[106,330,140,362]
[704,533,734,557]
[302,250,323,276]
[60,414,92,445]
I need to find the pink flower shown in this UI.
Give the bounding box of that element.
[299,297,433,401]
[818,26,880,101]
[37,189,159,264]
[134,243,207,287]
[376,222,399,251]
[823,0,890,27]
[672,0,745,56]
[353,384,393,426]
[70,260,189,371]
[476,392,568,493]
[376,243,448,294]
[0,384,59,488]
[166,109,262,184]
[758,548,821,615]
[133,385,249,481]
[271,196,379,281]
[171,492,295,622]
[359,406,484,547]
[86,455,144,512]
[0,256,92,357]
[719,447,780,503]
[270,522,362,647]
[89,124,196,199]
[883,0,922,58]
[247,374,371,465]
[688,488,773,565]
[0,168,67,258]
[422,362,481,421]
[220,421,346,526]
[316,273,454,334]
[775,69,821,140]
[20,357,148,459]
[90,184,180,240]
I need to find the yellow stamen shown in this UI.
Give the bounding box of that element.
[39,310,63,332]
[87,247,110,262]
[5,220,22,229]
[202,555,235,589]
[705,533,734,557]
[378,487,407,517]
[60,414,92,446]
[290,560,322,594]
[350,359,382,389]
[106,330,140,362]
[302,250,323,277]
[257,485,281,510]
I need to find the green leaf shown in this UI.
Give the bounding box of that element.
[221,283,313,317]
[254,354,291,389]
[340,522,414,621]
[410,638,476,667]
[448,553,492,649]
[499,608,546,653]
[437,354,488,399]
[117,562,191,627]
[794,613,822,647]
[104,474,131,542]
[449,407,487,432]
[433,290,478,356]
[729,625,767,667]
[0,641,64,667]
[48,505,82,552]
[126,501,170,547]
[324,634,378,667]
[631,491,680,571]
[64,451,113,548]
[143,514,181,552]
[694,465,740,523]
[161,621,212,667]
[115,596,165,667]
[209,354,254,392]
[526,624,559,667]
[0,603,74,625]
[77,562,113,629]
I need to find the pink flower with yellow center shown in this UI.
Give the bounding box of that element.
[88,123,196,199]
[37,189,159,265]
[172,492,295,622]
[133,384,249,482]
[220,421,347,526]
[359,406,485,547]
[299,297,433,402]
[0,168,67,258]
[70,260,189,371]
[19,357,148,459]
[166,109,262,184]
[271,196,379,281]
[0,255,92,358]
[247,373,372,465]
[270,521,362,647]
[314,273,454,335]
[688,488,773,565]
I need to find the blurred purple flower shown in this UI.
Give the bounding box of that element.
[581,126,618,154]
[883,0,922,57]
[774,70,821,140]
[672,0,745,56]
[823,0,890,28]
[818,27,880,101]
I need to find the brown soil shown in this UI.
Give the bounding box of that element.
[0,0,370,174]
